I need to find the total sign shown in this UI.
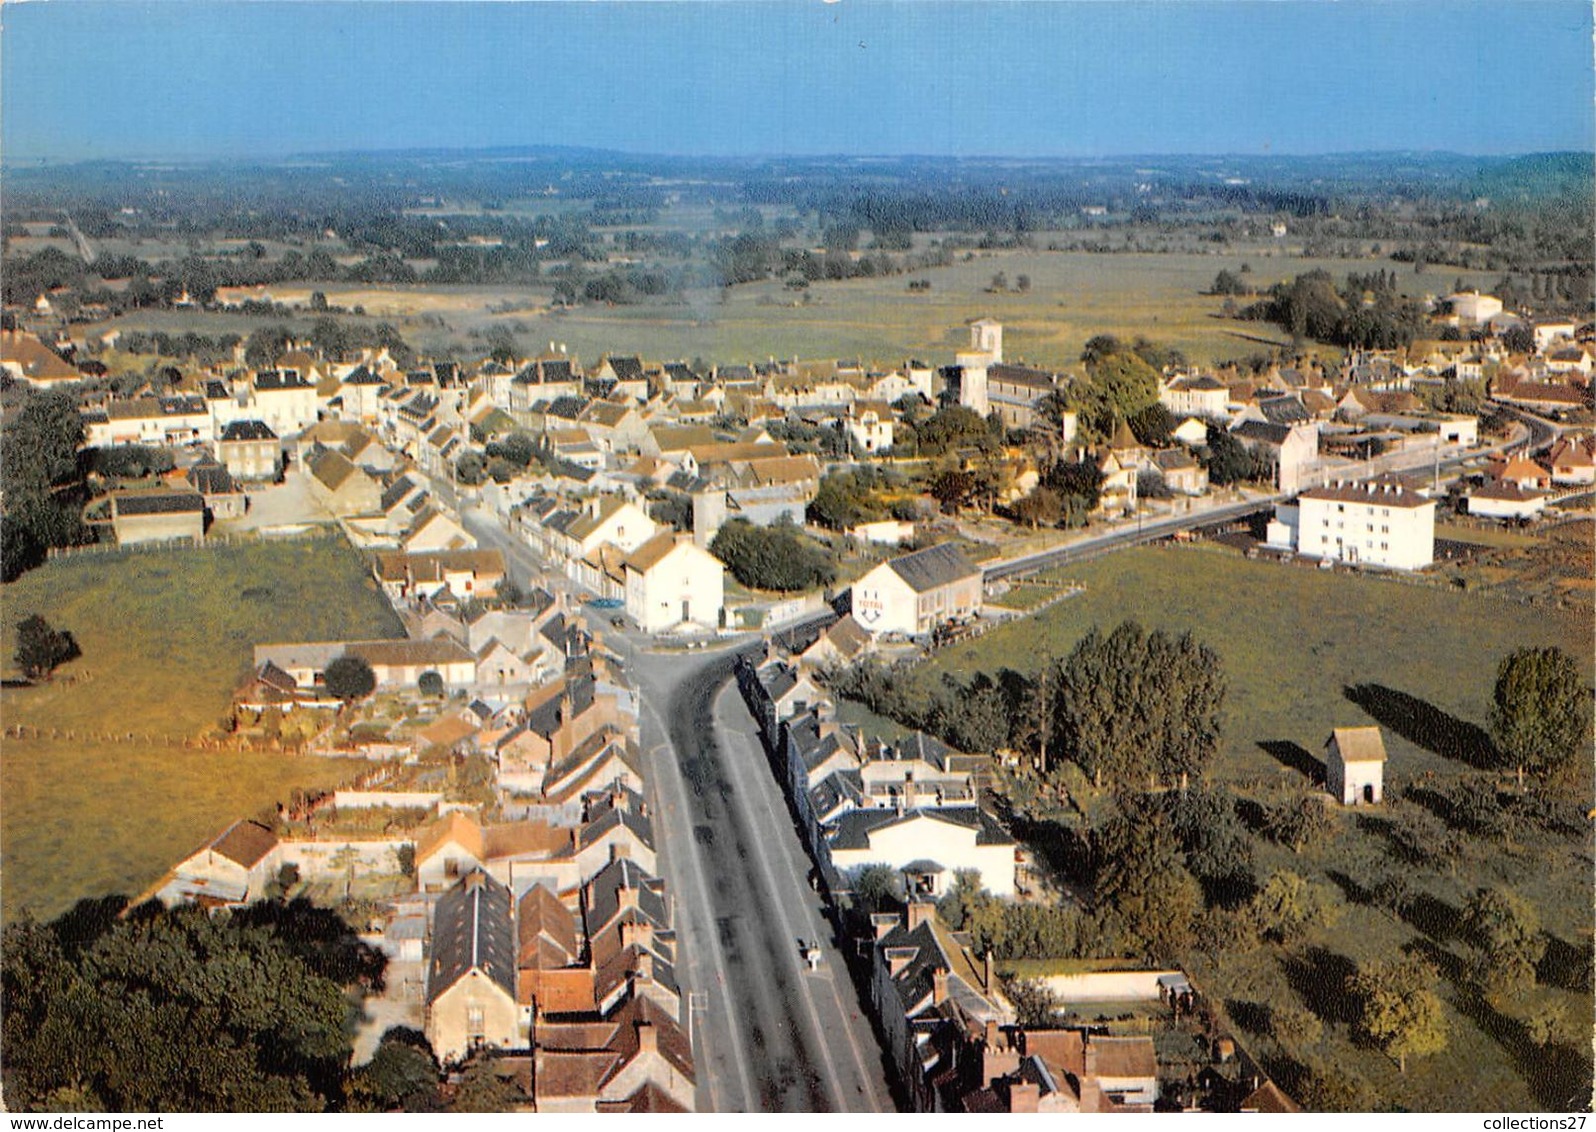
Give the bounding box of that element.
[854,587,885,627]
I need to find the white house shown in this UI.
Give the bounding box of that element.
[828,807,1017,898]
[251,370,320,436]
[851,543,982,638]
[1448,292,1503,327]
[844,402,895,454]
[1533,322,1577,353]
[1467,481,1547,521]
[158,819,282,907]
[1290,478,1435,570]
[623,533,725,633]
[1325,727,1386,806]
[1547,436,1596,485]
[1160,375,1229,419]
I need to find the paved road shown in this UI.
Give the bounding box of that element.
[622,645,894,1112]
[458,502,892,1110]
[984,433,1521,583]
[984,493,1272,581]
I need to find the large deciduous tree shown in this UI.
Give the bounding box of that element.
[1053,621,1227,789]
[1461,886,1544,994]
[325,654,377,704]
[14,614,78,682]
[1346,955,1448,1074]
[1489,647,1590,787]
[1092,798,1203,959]
[1,901,373,1111]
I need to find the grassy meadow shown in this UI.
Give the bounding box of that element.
[914,543,1594,1110]
[925,544,1592,783]
[1,536,404,924]
[90,245,1504,372]
[414,247,1500,368]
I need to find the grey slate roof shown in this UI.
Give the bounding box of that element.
[427,870,517,1003]
[585,858,671,936]
[886,543,981,593]
[1256,395,1311,425]
[114,491,205,516]
[220,419,278,442]
[254,369,313,391]
[828,806,1014,851]
[1231,420,1293,446]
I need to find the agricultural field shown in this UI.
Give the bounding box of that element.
[0,535,404,924]
[910,543,1593,1110]
[402,247,1498,369]
[83,245,1503,372]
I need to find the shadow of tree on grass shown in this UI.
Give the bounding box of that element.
[1282,945,1359,1026]
[1258,740,1323,785]
[1343,683,1496,769]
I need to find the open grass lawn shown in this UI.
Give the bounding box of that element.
[1,536,404,924]
[927,545,1592,783]
[917,544,1593,1110]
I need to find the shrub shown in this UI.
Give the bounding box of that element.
[710,518,836,592]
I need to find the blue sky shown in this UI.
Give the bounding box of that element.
[3,1,1591,161]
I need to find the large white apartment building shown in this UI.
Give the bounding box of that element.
[1268,478,1435,570]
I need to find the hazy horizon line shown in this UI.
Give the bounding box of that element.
[7,143,1592,170]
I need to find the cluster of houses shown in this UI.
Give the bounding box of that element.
[12,299,1582,601]
[733,622,1292,1113]
[734,626,1019,901]
[1463,435,1594,522]
[154,611,698,1111]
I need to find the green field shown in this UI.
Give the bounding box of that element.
[413,247,1496,369]
[88,246,1502,371]
[916,544,1594,1110]
[0,536,404,923]
[927,545,1592,783]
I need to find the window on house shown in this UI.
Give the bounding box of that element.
[467,1006,485,1039]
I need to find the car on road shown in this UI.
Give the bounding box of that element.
[584,597,624,609]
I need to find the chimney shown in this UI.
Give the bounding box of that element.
[905,901,934,932]
[620,919,653,951]
[985,1019,1000,1049]
[1009,1081,1040,1114]
[635,1021,657,1057]
[618,884,639,910]
[632,949,654,984]
[931,967,949,1006]
[610,840,631,862]
[871,913,899,941]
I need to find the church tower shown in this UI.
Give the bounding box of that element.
[955,317,1002,417]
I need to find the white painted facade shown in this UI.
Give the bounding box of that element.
[624,539,725,633]
[1294,481,1435,570]
[829,811,1017,897]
